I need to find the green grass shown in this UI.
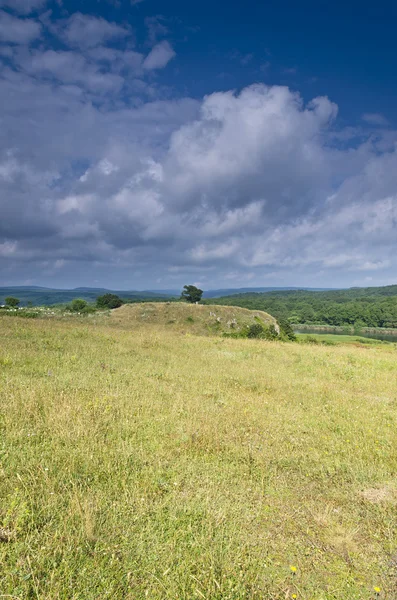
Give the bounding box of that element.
[109,302,277,337]
[1,313,397,599]
[296,333,394,347]
[296,333,386,345]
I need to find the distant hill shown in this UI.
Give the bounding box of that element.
[202,286,335,298]
[0,285,335,306]
[3,284,397,309]
[110,302,278,337]
[0,287,173,306]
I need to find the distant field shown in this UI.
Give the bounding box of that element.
[296,332,394,346]
[1,313,397,599]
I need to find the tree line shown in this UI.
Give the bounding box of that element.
[208,289,397,328]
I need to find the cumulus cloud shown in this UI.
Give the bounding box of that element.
[0,10,41,43]
[0,0,47,14]
[143,40,175,70]
[1,9,397,288]
[16,48,125,93]
[60,12,131,49]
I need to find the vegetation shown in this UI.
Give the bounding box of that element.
[209,287,397,328]
[0,287,172,307]
[296,332,393,346]
[109,302,277,338]
[5,296,20,308]
[247,322,278,340]
[96,293,124,309]
[1,313,396,599]
[181,284,204,304]
[68,298,88,312]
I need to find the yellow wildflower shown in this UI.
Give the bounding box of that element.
[290,565,297,574]
[374,586,381,594]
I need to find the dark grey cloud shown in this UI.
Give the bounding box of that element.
[1,9,397,288]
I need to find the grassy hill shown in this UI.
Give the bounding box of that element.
[1,313,397,598]
[109,301,278,336]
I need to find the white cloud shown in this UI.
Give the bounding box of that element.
[16,49,125,93]
[60,12,131,49]
[1,24,397,289]
[0,0,47,14]
[0,10,41,43]
[143,41,176,70]
[362,112,389,127]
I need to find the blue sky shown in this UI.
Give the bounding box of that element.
[0,0,396,289]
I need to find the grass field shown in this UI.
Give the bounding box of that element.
[296,333,394,347]
[1,312,397,599]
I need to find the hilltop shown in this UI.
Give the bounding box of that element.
[110,301,278,336]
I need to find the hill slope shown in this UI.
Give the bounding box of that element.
[1,316,396,598]
[110,302,278,336]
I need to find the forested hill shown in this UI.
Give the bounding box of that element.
[0,287,172,306]
[207,285,397,328]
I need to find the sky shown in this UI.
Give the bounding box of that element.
[1,0,397,290]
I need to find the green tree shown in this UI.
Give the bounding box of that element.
[69,298,88,312]
[96,293,123,309]
[5,297,20,308]
[181,285,203,304]
[278,318,296,341]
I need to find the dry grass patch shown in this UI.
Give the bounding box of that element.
[361,485,397,504]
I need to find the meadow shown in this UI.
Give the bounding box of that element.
[295,333,394,347]
[1,309,397,599]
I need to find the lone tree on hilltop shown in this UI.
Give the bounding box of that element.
[96,293,123,309]
[5,297,20,308]
[181,285,203,303]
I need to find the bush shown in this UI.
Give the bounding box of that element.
[278,318,297,341]
[247,323,265,338]
[96,294,123,309]
[247,322,279,340]
[5,297,20,308]
[81,305,97,314]
[69,299,88,312]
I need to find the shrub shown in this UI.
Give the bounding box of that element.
[247,322,279,340]
[5,297,20,308]
[278,318,297,341]
[81,305,96,314]
[247,323,265,338]
[69,299,88,312]
[264,324,279,340]
[96,294,123,309]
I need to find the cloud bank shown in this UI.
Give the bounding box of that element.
[0,7,397,288]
